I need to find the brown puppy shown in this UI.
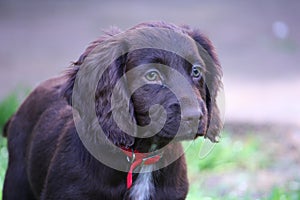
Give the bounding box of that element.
[3,22,222,200]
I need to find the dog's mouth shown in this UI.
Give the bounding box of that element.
[131,132,203,153]
[158,129,205,142]
[122,116,207,153]
[160,116,207,137]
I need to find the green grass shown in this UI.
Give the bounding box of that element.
[183,134,270,199]
[183,132,271,173]
[266,186,300,200]
[0,136,7,200]
[183,133,300,199]
[187,185,300,200]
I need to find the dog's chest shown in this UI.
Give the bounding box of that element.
[129,166,154,200]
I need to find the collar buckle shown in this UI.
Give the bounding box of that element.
[126,149,136,163]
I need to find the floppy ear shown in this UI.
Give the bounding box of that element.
[94,52,136,148]
[187,28,223,142]
[61,36,136,148]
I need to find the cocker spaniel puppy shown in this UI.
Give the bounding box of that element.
[3,21,222,200]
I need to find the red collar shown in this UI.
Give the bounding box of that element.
[121,147,162,189]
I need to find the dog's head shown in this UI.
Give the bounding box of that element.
[62,22,222,150]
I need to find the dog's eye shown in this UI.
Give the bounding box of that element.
[192,65,202,79]
[145,70,161,82]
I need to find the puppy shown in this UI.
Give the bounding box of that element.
[3,21,222,200]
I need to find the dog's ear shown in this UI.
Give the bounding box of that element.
[61,36,136,148]
[94,50,136,148]
[186,28,223,142]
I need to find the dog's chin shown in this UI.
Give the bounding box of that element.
[126,119,207,152]
[128,127,206,153]
[159,120,207,140]
[155,123,207,143]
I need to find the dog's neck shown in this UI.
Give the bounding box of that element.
[129,165,154,200]
[126,140,161,200]
[121,144,162,189]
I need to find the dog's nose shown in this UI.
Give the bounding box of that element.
[179,97,203,121]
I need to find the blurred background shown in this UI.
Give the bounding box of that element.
[0,0,299,199]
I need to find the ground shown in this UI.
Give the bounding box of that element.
[191,122,300,199]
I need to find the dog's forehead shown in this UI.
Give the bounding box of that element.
[125,49,199,80]
[124,27,204,66]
